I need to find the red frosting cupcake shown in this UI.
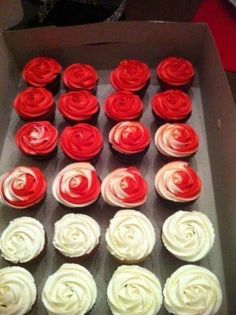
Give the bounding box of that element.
[104,91,143,123]
[155,123,199,159]
[0,166,47,209]
[151,90,192,123]
[156,57,195,91]
[110,60,150,97]
[22,57,62,94]
[63,63,98,93]
[15,121,58,159]
[13,87,55,121]
[109,121,150,162]
[58,90,99,124]
[155,161,201,203]
[60,123,103,162]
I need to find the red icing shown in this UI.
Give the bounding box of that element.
[22,57,62,87]
[13,87,54,120]
[151,90,192,121]
[63,63,98,91]
[104,91,143,121]
[172,168,201,199]
[60,123,103,161]
[110,60,150,92]
[157,57,195,86]
[58,90,99,122]
[15,121,58,156]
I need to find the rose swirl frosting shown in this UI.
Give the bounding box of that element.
[0,166,47,209]
[101,167,148,207]
[155,161,201,202]
[52,162,101,208]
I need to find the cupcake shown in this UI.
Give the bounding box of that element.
[63,63,98,94]
[155,123,199,159]
[107,265,162,315]
[52,162,101,208]
[60,123,103,162]
[163,265,222,315]
[101,167,148,208]
[151,90,192,124]
[42,264,97,315]
[0,166,47,209]
[154,161,201,203]
[162,210,215,262]
[15,121,58,159]
[104,90,143,123]
[109,121,150,162]
[106,209,156,263]
[0,216,46,264]
[58,90,99,124]
[110,59,150,97]
[53,213,100,261]
[22,56,62,94]
[0,266,37,315]
[156,56,195,91]
[13,87,55,121]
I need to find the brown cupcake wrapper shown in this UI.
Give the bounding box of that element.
[26,74,61,95]
[155,189,196,208]
[109,143,149,163]
[62,108,100,126]
[61,147,103,164]
[105,112,143,125]
[64,85,97,96]
[19,146,58,160]
[156,149,196,163]
[157,77,193,93]
[132,80,150,99]
[18,105,56,123]
[152,110,191,125]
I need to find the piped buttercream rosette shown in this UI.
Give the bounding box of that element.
[155,161,201,202]
[101,167,148,208]
[52,162,101,208]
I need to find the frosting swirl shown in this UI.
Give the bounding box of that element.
[0,266,37,315]
[63,63,98,91]
[52,162,101,208]
[22,56,62,87]
[155,161,201,202]
[53,213,100,258]
[101,167,148,207]
[104,91,143,121]
[15,121,58,156]
[164,265,222,315]
[13,87,54,120]
[42,263,97,315]
[151,90,192,121]
[162,210,215,262]
[0,166,47,209]
[109,121,150,154]
[110,59,150,92]
[0,216,45,263]
[107,265,162,315]
[155,123,199,157]
[60,123,103,161]
[58,90,99,122]
[157,57,195,86]
[106,209,156,263]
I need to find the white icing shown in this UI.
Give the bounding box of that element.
[42,263,97,315]
[0,266,37,315]
[107,265,162,315]
[164,265,223,315]
[106,209,155,262]
[0,217,45,263]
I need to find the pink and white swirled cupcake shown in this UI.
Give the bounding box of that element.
[101,167,148,208]
[0,166,47,209]
[109,121,150,162]
[155,161,201,203]
[155,123,199,159]
[52,163,101,208]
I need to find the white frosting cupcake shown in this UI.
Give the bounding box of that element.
[0,266,37,315]
[0,216,45,263]
[53,213,100,258]
[42,263,97,315]
[164,265,222,315]
[106,209,156,263]
[107,265,162,315]
[162,210,215,262]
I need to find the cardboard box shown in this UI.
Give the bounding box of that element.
[0,6,236,314]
